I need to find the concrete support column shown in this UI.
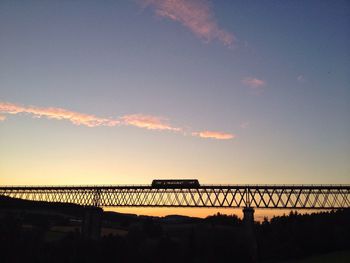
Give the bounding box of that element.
[243,207,255,226]
[243,207,258,263]
[82,207,102,240]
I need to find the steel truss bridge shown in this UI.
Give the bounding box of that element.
[0,184,349,209]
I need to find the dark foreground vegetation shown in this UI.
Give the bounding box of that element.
[0,196,349,263]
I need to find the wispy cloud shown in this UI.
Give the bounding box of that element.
[297,74,305,82]
[121,114,180,132]
[142,0,235,47]
[0,102,119,127]
[239,121,250,129]
[242,77,266,95]
[242,77,266,89]
[192,131,235,140]
[0,101,235,140]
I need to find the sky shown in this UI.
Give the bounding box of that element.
[0,0,349,218]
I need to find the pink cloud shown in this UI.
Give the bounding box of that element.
[121,114,181,132]
[192,131,235,140]
[142,0,235,47]
[239,121,250,129]
[297,74,305,82]
[0,101,235,140]
[0,102,119,127]
[242,77,266,88]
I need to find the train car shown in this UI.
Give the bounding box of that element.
[151,179,200,188]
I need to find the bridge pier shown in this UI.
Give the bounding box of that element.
[82,207,102,240]
[243,207,258,263]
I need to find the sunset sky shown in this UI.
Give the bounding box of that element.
[1,1,349,218]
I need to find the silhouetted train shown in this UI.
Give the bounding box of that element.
[151,179,200,188]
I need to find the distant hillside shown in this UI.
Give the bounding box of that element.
[0,195,85,217]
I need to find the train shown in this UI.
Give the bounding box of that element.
[151,179,200,188]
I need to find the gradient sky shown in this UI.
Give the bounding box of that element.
[0,0,349,218]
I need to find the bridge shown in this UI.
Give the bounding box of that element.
[1,183,349,209]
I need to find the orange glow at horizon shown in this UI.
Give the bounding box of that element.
[103,207,316,222]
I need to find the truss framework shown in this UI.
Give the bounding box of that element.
[0,185,349,209]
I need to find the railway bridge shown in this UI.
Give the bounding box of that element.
[1,180,349,209]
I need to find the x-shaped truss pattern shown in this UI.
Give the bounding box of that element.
[0,185,349,209]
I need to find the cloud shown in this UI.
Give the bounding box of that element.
[121,114,181,132]
[241,77,266,89]
[192,131,235,140]
[239,121,249,129]
[297,74,305,82]
[0,102,119,127]
[0,101,235,140]
[142,0,235,47]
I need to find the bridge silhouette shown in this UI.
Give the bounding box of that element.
[1,183,349,209]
